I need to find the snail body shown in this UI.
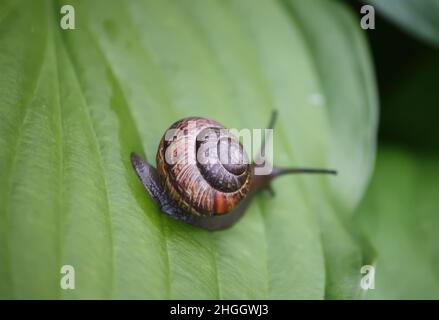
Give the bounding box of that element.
[131,111,336,230]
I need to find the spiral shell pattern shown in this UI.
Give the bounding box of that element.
[156,117,252,216]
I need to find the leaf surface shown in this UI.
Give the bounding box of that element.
[356,149,439,299]
[0,0,377,299]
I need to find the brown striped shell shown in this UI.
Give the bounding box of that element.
[156,117,252,216]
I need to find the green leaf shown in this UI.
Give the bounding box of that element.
[367,0,439,47]
[0,0,377,299]
[355,149,439,299]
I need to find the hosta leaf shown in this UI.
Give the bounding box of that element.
[355,149,439,299]
[0,0,377,299]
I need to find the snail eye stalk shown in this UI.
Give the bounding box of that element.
[250,110,337,193]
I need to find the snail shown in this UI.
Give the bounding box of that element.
[131,111,336,230]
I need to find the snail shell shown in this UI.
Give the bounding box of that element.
[156,117,252,216]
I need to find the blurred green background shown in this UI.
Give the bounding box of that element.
[348,0,439,299]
